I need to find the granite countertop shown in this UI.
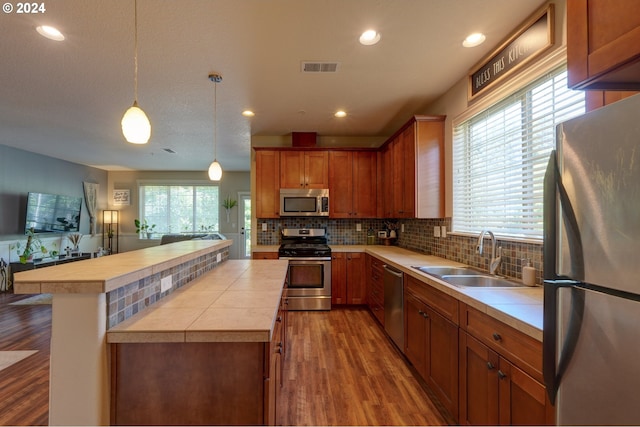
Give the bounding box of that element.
[13,240,232,294]
[254,244,543,341]
[107,259,289,344]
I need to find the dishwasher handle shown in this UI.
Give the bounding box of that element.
[383,264,403,278]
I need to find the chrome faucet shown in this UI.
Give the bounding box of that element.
[476,230,502,275]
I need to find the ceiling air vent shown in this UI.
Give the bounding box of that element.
[301,61,340,73]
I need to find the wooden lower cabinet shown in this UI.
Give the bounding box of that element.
[366,255,384,325]
[331,252,366,305]
[404,281,458,421]
[111,296,288,426]
[253,252,279,260]
[459,331,553,426]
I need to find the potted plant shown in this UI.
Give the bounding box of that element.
[15,228,48,264]
[134,219,156,239]
[222,195,237,222]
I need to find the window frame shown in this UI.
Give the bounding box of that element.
[138,180,220,238]
[451,62,585,242]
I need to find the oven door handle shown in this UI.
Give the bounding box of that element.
[279,257,332,262]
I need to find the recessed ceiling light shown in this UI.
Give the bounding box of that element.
[242,110,255,117]
[36,25,65,41]
[334,110,347,118]
[359,29,381,46]
[463,32,485,48]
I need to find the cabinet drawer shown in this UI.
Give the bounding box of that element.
[370,300,384,325]
[461,304,542,382]
[406,276,458,325]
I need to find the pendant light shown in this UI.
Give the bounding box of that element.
[121,0,151,144]
[208,73,223,181]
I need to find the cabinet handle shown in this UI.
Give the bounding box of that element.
[492,332,502,341]
[277,316,282,322]
[418,310,428,319]
[497,370,507,380]
[487,362,495,370]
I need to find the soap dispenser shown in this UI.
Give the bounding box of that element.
[522,259,536,286]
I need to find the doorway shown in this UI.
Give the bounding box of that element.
[238,192,251,259]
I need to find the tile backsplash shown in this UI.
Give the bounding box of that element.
[257,217,543,285]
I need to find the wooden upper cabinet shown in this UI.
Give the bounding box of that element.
[385,115,445,219]
[255,150,280,218]
[329,151,377,218]
[280,151,328,189]
[380,145,393,218]
[567,0,640,90]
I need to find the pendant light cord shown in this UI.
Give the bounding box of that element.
[213,79,217,160]
[133,0,139,103]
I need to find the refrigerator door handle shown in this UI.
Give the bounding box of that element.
[547,150,585,281]
[543,280,585,405]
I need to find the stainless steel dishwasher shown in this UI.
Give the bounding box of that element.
[383,264,404,352]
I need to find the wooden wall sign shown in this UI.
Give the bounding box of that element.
[468,4,554,101]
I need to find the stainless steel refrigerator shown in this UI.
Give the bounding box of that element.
[543,93,640,425]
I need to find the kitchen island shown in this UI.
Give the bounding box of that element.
[12,240,288,426]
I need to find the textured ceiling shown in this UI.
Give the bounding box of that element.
[0,0,545,172]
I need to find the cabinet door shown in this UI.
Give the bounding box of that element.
[331,252,346,305]
[346,252,366,304]
[280,152,305,189]
[329,151,354,217]
[498,358,554,426]
[380,147,393,217]
[427,307,459,421]
[255,150,280,218]
[391,136,404,217]
[352,152,377,218]
[304,151,329,188]
[404,292,428,378]
[568,0,640,90]
[459,332,500,426]
[400,125,416,217]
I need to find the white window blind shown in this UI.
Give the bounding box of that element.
[452,67,585,240]
[139,184,219,236]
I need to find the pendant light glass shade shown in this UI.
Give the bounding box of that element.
[208,160,223,181]
[122,101,151,144]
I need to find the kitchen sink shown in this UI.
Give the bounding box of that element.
[412,266,483,277]
[440,275,525,288]
[412,266,525,288]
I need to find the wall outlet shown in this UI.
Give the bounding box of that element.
[160,276,172,293]
[401,224,405,233]
[216,253,222,262]
[356,223,362,232]
[441,225,447,238]
[261,223,267,232]
[433,226,441,238]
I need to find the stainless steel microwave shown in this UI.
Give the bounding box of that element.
[280,188,329,216]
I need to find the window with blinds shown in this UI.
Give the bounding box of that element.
[452,66,585,240]
[139,184,219,237]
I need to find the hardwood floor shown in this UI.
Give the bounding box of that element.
[278,307,452,426]
[0,293,50,426]
[0,295,450,426]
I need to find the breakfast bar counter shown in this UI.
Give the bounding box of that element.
[14,240,286,425]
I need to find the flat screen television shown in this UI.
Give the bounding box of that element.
[24,192,82,234]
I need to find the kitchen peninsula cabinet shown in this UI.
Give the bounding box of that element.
[329,151,377,218]
[280,150,328,189]
[567,0,640,91]
[458,304,554,426]
[382,115,445,219]
[404,275,459,421]
[255,150,280,218]
[331,252,366,305]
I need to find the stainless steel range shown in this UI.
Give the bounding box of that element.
[278,228,331,311]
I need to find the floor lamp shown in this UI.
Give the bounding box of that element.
[103,210,119,254]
